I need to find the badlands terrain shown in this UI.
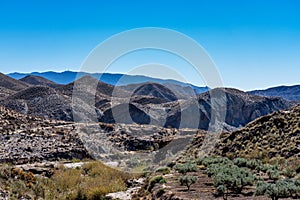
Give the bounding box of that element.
[0,72,299,199]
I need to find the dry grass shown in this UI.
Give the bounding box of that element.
[0,161,133,200]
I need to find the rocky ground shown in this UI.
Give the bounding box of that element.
[0,106,90,164]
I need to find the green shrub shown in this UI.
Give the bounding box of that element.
[255,179,300,200]
[283,168,296,178]
[198,156,233,167]
[179,175,197,191]
[174,161,198,174]
[233,157,247,167]
[212,164,255,194]
[245,159,263,170]
[207,163,226,177]
[148,176,166,192]
[267,168,281,181]
[155,167,170,175]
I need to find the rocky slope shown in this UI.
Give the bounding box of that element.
[164,88,293,130]
[249,85,300,101]
[0,85,102,122]
[0,106,90,164]
[214,103,300,160]
[0,73,29,99]
[0,73,29,91]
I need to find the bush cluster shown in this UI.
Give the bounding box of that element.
[174,161,198,191]
[174,161,198,174]
[255,179,300,200]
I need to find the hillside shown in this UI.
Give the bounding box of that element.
[214,103,300,160]
[0,85,102,122]
[120,82,206,100]
[20,75,60,88]
[165,88,293,130]
[0,73,29,92]
[128,82,178,102]
[100,87,293,130]
[0,105,89,164]
[249,85,300,101]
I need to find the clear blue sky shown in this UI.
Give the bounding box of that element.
[0,0,299,90]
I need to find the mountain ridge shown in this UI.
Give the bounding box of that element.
[8,71,209,94]
[249,84,300,101]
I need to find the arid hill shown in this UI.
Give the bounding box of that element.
[165,88,293,130]
[0,73,29,91]
[214,103,300,160]
[0,73,29,99]
[120,82,178,102]
[20,75,60,88]
[0,85,102,122]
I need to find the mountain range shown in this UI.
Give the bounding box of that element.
[8,71,209,95]
[8,71,300,102]
[0,72,296,131]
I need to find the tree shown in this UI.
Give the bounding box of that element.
[179,175,197,191]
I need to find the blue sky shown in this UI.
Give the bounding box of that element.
[0,0,299,90]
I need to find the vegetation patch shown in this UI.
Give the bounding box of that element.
[0,161,133,200]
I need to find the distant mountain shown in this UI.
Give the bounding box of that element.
[20,75,60,88]
[249,85,300,101]
[8,71,208,94]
